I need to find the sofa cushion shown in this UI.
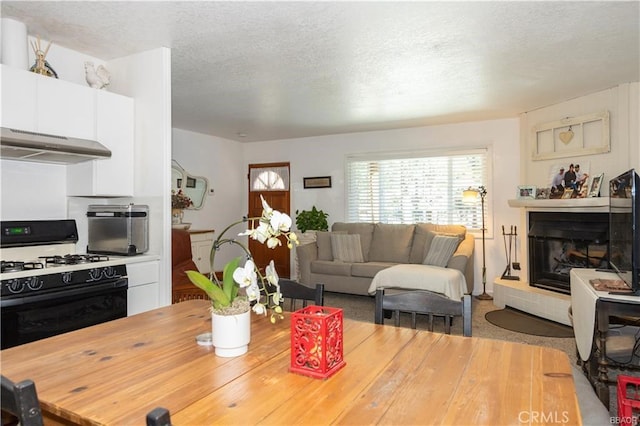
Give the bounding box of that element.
[367,223,415,263]
[351,261,397,278]
[316,231,346,261]
[331,234,365,263]
[332,222,375,261]
[310,260,353,276]
[423,235,461,267]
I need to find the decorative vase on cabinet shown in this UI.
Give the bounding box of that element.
[172,209,183,225]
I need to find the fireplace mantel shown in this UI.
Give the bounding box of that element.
[508,197,608,212]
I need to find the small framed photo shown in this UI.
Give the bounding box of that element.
[562,189,575,199]
[517,185,536,199]
[535,187,550,199]
[303,176,332,189]
[588,173,604,198]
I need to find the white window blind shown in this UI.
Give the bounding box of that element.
[346,149,490,233]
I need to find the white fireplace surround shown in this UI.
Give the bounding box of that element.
[495,197,608,325]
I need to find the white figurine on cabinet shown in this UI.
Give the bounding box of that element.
[84,61,111,89]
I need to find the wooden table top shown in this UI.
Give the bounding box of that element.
[0,300,581,425]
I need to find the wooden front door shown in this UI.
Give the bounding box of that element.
[248,163,291,278]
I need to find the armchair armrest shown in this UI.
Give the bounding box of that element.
[296,242,318,285]
[447,233,475,294]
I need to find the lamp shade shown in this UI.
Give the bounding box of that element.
[463,188,479,202]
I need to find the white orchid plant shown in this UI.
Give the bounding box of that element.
[186,196,299,322]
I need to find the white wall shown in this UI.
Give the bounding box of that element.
[521,83,639,191]
[172,128,246,269]
[240,118,522,295]
[0,160,67,219]
[106,47,173,305]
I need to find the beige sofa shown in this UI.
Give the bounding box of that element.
[296,222,475,296]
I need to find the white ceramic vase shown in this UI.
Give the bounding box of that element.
[211,309,251,357]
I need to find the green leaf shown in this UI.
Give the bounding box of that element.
[185,270,230,309]
[222,257,242,302]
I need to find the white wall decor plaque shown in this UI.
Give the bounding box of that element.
[531,111,610,161]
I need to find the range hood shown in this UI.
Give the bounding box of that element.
[1,127,111,164]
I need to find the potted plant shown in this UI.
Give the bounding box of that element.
[294,206,329,247]
[185,196,298,357]
[295,206,329,233]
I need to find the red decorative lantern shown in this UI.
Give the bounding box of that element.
[290,306,346,379]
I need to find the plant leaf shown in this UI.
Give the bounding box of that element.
[185,270,230,309]
[222,256,241,302]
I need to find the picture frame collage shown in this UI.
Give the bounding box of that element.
[517,161,603,200]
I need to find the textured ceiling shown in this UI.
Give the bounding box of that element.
[2,1,639,142]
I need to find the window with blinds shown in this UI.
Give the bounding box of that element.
[346,148,490,233]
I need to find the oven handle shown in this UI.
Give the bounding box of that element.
[0,279,128,307]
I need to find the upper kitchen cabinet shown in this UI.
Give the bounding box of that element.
[1,64,94,140]
[37,73,95,140]
[67,91,134,196]
[1,65,36,130]
[1,65,135,196]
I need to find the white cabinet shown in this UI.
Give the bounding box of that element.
[36,74,95,140]
[190,230,215,274]
[127,260,160,316]
[1,65,36,129]
[0,65,135,196]
[67,91,134,196]
[0,65,95,139]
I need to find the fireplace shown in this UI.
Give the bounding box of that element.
[528,211,608,294]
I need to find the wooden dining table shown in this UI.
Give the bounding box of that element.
[0,300,581,425]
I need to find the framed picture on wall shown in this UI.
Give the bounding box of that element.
[303,176,332,189]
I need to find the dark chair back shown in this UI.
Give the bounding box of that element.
[279,280,324,311]
[1,375,44,426]
[146,407,172,426]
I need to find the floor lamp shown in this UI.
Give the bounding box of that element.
[463,186,492,300]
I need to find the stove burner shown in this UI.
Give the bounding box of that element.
[0,261,45,273]
[40,254,110,266]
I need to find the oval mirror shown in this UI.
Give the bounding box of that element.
[171,160,209,209]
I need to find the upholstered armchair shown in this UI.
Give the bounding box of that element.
[171,229,207,303]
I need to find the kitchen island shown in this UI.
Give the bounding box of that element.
[0,300,581,425]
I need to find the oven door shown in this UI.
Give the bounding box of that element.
[1,278,128,349]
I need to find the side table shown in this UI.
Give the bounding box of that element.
[570,268,640,406]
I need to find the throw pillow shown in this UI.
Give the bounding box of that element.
[330,234,364,263]
[423,235,461,267]
[316,231,346,261]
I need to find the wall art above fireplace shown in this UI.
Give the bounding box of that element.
[531,110,610,161]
